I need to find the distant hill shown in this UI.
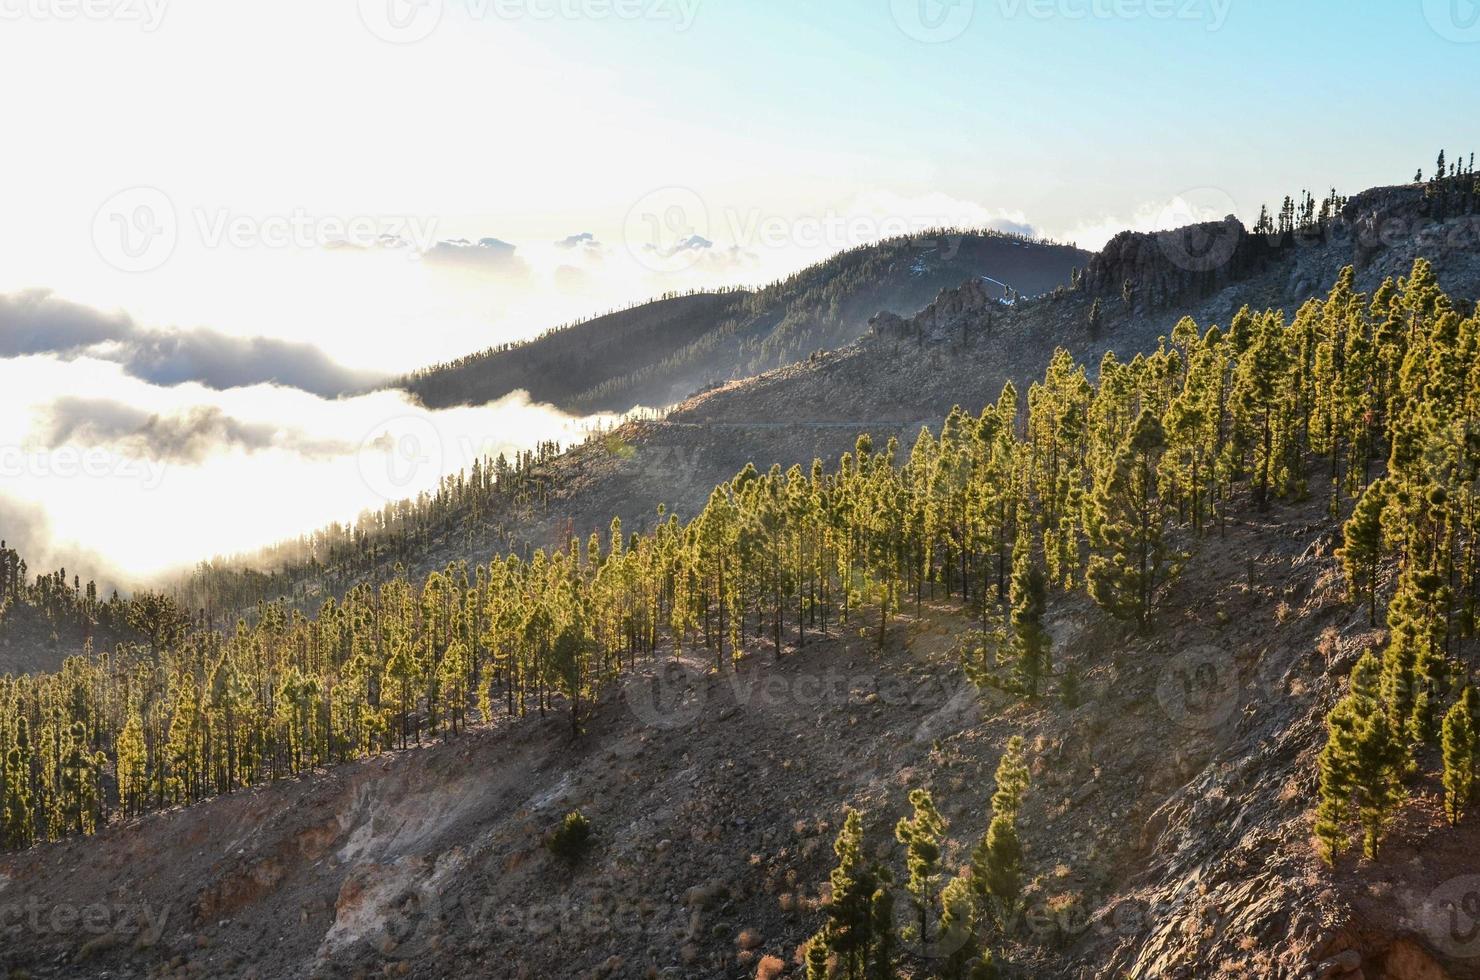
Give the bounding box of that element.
[401,231,1091,413]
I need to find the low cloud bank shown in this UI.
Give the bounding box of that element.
[0,289,386,398]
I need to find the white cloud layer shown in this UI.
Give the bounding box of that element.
[0,354,621,581]
[0,185,1051,585]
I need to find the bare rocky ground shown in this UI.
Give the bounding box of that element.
[3,493,1477,979]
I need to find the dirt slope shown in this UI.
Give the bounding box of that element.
[4,494,1475,980]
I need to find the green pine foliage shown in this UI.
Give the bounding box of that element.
[804,745,1027,977]
[1007,531,1051,698]
[1442,696,1475,826]
[971,736,1029,928]
[805,808,895,980]
[3,260,1479,860]
[547,810,593,862]
[1315,653,1408,862]
[1338,478,1387,624]
[894,789,947,949]
[1087,409,1173,629]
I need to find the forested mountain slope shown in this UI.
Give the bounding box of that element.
[2,495,1454,980]
[0,544,145,675]
[401,232,1090,413]
[6,227,1480,978]
[149,176,1480,632]
[364,177,1480,590]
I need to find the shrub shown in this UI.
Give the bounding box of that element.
[547,810,593,862]
[755,954,786,980]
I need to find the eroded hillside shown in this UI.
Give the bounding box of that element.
[1,493,1474,979]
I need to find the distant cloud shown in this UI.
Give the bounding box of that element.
[553,264,594,293]
[1054,191,1245,251]
[0,289,385,397]
[423,237,529,276]
[985,217,1037,238]
[657,234,714,257]
[555,232,599,250]
[0,289,133,356]
[37,397,360,464]
[845,190,1038,242]
[114,329,384,398]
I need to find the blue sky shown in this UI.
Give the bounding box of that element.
[524,0,1478,239]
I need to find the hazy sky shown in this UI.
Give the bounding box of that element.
[0,0,1475,580]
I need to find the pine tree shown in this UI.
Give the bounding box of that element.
[1351,707,1406,859]
[1008,531,1051,698]
[1088,298,1103,340]
[1314,657,1379,864]
[1339,479,1387,624]
[1442,696,1475,826]
[1315,652,1405,862]
[1230,310,1293,509]
[805,933,831,980]
[971,736,1028,926]
[867,883,897,980]
[809,808,893,980]
[3,717,34,849]
[894,788,945,949]
[116,704,146,817]
[937,875,981,980]
[1087,409,1172,629]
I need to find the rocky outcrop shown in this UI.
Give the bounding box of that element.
[868,276,1004,346]
[1078,217,1280,312]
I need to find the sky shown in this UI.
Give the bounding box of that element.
[0,0,1475,582]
